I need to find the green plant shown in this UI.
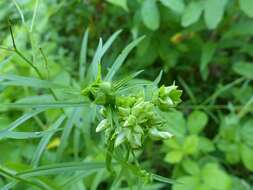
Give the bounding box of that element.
[0,20,183,188]
[1,0,253,189]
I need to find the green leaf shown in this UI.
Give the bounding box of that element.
[56,108,81,161]
[164,150,183,163]
[1,101,88,109]
[152,173,179,184]
[204,0,226,29]
[101,30,122,57]
[105,36,145,81]
[0,74,73,90]
[87,38,103,82]
[188,110,208,134]
[202,163,231,190]
[182,159,200,175]
[181,1,203,27]
[232,62,253,79]
[161,110,186,137]
[0,109,45,139]
[141,0,160,30]
[17,162,105,177]
[241,144,253,172]
[160,0,185,14]
[240,119,253,147]
[31,116,66,167]
[0,129,61,140]
[172,176,198,190]
[198,137,215,153]
[107,0,128,11]
[183,135,199,155]
[79,29,89,82]
[200,42,217,80]
[240,0,253,18]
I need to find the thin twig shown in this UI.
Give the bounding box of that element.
[8,21,43,79]
[39,47,50,80]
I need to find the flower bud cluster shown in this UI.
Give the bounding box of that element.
[83,80,182,148]
[153,84,182,111]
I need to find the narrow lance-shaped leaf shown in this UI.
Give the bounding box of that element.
[17,162,106,177]
[79,29,89,82]
[0,109,45,139]
[0,74,74,90]
[105,36,145,81]
[56,108,81,161]
[31,116,66,167]
[1,101,88,109]
[0,129,62,140]
[87,38,103,82]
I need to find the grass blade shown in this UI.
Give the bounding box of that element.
[101,30,122,56]
[0,129,61,140]
[17,162,105,177]
[87,38,103,82]
[12,0,25,24]
[152,173,179,185]
[31,116,66,167]
[1,101,88,109]
[0,109,45,138]
[0,74,74,90]
[105,36,145,81]
[56,108,81,161]
[79,29,89,82]
[30,0,39,32]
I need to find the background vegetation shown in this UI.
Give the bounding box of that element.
[1,0,253,189]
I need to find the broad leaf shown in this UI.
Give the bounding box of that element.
[204,0,227,29]
[141,0,160,30]
[200,42,217,80]
[160,0,185,14]
[240,0,253,18]
[188,110,208,134]
[233,62,253,79]
[181,1,203,27]
[241,144,253,172]
[107,0,128,11]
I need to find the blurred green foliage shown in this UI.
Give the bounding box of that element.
[0,0,253,189]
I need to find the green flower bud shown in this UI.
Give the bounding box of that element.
[153,84,182,110]
[82,81,115,106]
[118,107,131,117]
[149,128,173,140]
[96,119,109,133]
[132,133,142,148]
[132,101,152,116]
[116,96,137,108]
[99,107,106,117]
[94,91,107,105]
[123,115,137,127]
[115,131,126,147]
[99,81,113,94]
[133,125,144,134]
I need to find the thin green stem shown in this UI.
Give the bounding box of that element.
[39,47,50,80]
[9,22,43,79]
[177,76,197,104]
[202,77,245,105]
